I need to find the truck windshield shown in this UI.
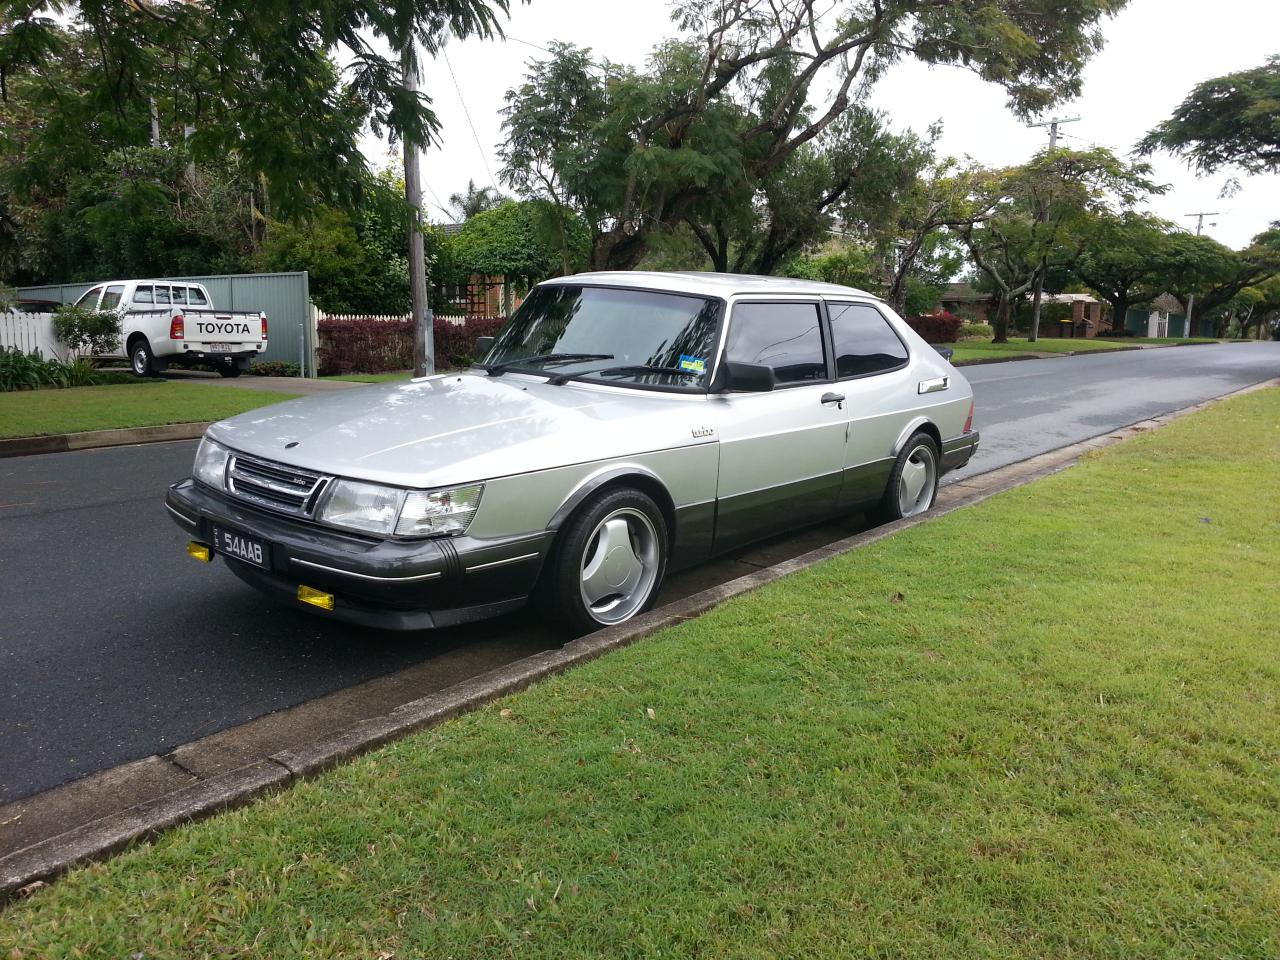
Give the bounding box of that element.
[481,285,721,391]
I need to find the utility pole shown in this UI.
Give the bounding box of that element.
[1183,212,1219,338]
[402,44,434,378]
[1025,117,1081,342]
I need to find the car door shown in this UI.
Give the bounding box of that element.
[824,300,917,508]
[712,299,846,551]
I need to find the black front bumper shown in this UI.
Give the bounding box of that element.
[166,479,554,630]
[940,431,980,473]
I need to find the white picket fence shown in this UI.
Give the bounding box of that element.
[0,311,68,362]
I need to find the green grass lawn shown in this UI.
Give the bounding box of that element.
[950,336,1219,363]
[321,370,414,383]
[4,389,1278,957]
[0,382,299,438]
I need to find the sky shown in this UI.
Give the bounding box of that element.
[369,0,1280,251]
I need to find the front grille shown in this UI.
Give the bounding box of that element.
[227,452,329,517]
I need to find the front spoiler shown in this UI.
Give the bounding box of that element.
[166,479,554,631]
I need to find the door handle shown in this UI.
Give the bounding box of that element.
[821,392,845,407]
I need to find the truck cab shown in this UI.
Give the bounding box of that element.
[75,280,268,378]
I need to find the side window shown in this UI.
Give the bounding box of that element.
[74,287,102,309]
[171,286,189,305]
[187,286,209,307]
[154,286,172,305]
[828,301,910,377]
[725,302,827,385]
[99,284,125,310]
[134,285,154,305]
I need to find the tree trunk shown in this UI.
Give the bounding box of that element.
[1028,261,1046,343]
[1111,297,1129,337]
[991,295,1012,343]
[402,46,432,377]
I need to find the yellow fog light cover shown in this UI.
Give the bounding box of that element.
[297,584,335,611]
[187,541,212,563]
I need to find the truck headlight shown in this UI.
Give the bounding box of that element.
[396,484,484,537]
[318,479,406,536]
[192,437,230,491]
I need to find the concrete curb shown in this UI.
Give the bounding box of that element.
[0,421,210,459]
[2,377,1277,903]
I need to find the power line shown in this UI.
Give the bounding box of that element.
[441,47,499,191]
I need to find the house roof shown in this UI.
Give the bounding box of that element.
[939,282,989,302]
[1043,293,1100,304]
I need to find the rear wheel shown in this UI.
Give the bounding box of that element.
[540,487,668,636]
[129,338,155,378]
[874,431,939,524]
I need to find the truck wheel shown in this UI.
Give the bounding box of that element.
[540,487,668,636]
[129,338,156,378]
[217,361,243,378]
[873,431,939,524]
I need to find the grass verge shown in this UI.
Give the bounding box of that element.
[0,382,299,438]
[321,370,414,383]
[3,389,1278,957]
[950,336,1219,363]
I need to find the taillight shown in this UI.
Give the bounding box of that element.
[260,316,268,341]
[963,400,975,434]
[170,315,185,340]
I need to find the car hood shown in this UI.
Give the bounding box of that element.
[208,372,712,488]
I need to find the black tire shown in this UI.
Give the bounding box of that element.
[217,362,244,378]
[129,337,156,378]
[872,431,940,524]
[539,487,669,636]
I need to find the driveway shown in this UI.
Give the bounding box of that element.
[1,341,1276,804]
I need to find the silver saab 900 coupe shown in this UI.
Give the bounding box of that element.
[166,272,979,634]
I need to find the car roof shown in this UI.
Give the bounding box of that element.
[540,271,880,301]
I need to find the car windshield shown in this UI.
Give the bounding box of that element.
[482,285,721,391]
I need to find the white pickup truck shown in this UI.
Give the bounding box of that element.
[72,279,268,377]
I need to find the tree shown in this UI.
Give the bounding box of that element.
[1073,212,1227,335]
[448,179,505,221]
[1139,55,1280,176]
[955,149,1158,342]
[501,0,1132,271]
[447,199,589,285]
[1175,223,1280,333]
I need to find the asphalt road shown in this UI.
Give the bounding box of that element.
[2,342,1277,803]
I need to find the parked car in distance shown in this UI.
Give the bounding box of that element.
[72,279,268,377]
[167,272,979,635]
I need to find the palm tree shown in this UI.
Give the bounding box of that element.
[449,179,504,221]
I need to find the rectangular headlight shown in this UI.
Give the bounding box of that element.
[395,484,483,538]
[318,479,405,536]
[192,437,230,490]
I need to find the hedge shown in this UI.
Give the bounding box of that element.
[317,315,507,375]
[905,310,964,344]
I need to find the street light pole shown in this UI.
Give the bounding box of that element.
[1183,212,1219,338]
[1025,116,1081,342]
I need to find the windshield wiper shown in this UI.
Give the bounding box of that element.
[547,364,704,385]
[483,352,614,377]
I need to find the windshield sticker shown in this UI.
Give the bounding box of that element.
[678,355,707,374]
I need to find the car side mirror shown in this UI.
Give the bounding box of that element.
[713,361,776,393]
[473,336,495,360]
[933,345,954,362]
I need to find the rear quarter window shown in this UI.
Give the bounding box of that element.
[828,301,910,378]
[134,285,154,305]
[187,286,209,306]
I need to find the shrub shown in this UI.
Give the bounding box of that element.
[52,305,121,359]
[249,360,302,378]
[0,347,61,391]
[317,315,508,375]
[905,310,964,344]
[957,321,992,339]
